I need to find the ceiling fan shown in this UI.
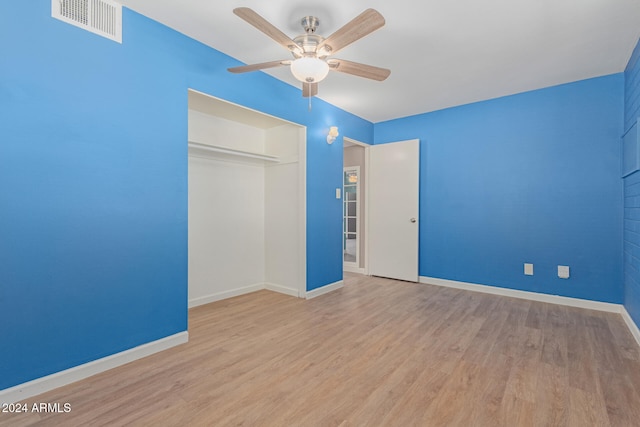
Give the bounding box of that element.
[227,7,391,98]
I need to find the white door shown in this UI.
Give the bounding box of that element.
[368,139,419,282]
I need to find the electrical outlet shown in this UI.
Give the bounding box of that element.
[524,263,533,276]
[558,265,570,279]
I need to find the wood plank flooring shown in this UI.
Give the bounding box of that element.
[2,273,640,426]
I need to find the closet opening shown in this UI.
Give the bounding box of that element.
[187,89,307,310]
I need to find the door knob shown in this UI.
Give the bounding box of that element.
[410,218,417,223]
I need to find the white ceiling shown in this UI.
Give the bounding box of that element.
[119,0,640,123]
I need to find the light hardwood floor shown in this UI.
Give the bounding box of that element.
[2,273,640,426]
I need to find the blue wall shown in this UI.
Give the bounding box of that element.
[375,75,624,303]
[624,38,640,330]
[0,1,372,390]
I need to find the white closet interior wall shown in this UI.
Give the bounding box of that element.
[265,125,303,295]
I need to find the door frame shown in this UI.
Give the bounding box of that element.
[343,165,360,270]
[343,137,370,275]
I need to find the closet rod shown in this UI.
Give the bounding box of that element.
[188,141,279,163]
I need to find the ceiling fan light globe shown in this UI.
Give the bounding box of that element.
[290,57,329,83]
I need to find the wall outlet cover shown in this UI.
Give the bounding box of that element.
[558,265,570,279]
[524,263,534,276]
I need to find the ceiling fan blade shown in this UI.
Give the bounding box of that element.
[317,9,385,56]
[233,8,302,55]
[302,82,318,98]
[228,60,290,74]
[328,59,390,81]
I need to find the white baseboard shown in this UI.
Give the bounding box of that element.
[190,282,304,308]
[344,266,365,274]
[419,276,622,313]
[264,282,299,298]
[621,307,640,348]
[305,280,344,299]
[2,279,302,404]
[419,276,640,347]
[189,284,264,308]
[0,332,188,405]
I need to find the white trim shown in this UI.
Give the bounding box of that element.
[343,137,371,148]
[188,89,304,128]
[419,276,622,313]
[189,284,264,308]
[363,144,370,276]
[305,280,344,299]
[265,283,299,298]
[298,127,308,300]
[344,265,366,274]
[420,276,640,348]
[0,332,188,405]
[189,282,306,308]
[344,136,370,276]
[621,307,640,347]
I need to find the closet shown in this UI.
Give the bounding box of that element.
[187,89,306,307]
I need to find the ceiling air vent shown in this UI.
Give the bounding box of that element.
[52,0,122,43]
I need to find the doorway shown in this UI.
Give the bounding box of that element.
[343,138,367,274]
[343,166,360,267]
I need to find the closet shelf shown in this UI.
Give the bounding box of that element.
[188,141,280,163]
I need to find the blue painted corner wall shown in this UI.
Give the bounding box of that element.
[374,75,624,304]
[0,1,372,390]
[623,38,640,330]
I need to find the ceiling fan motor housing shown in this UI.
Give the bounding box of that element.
[293,34,325,55]
[294,16,325,56]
